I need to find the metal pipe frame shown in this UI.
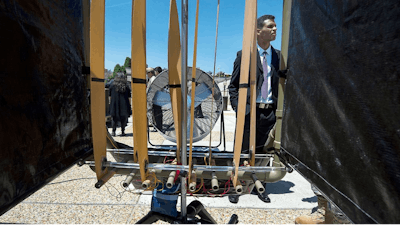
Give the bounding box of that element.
[107,149,273,159]
[180,0,189,221]
[85,161,287,173]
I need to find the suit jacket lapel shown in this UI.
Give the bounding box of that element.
[257,50,263,72]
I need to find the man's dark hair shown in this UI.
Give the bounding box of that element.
[257,15,275,29]
[155,66,162,74]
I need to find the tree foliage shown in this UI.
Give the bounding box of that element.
[107,56,132,81]
[216,71,225,77]
[124,57,131,68]
[113,64,125,77]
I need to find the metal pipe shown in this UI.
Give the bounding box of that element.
[181,0,189,221]
[166,171,176,189]
[211,172,219,191]
[251,172,265,194]
[107,149,273,159]
[85,161,287,173]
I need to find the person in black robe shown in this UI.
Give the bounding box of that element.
[106,73,131,136]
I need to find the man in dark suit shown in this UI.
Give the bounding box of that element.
[228,14,280,204]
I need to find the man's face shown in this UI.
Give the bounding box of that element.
[257,19,277,42]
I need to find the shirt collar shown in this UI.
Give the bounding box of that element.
[258,45,272,55]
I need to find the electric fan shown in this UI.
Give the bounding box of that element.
[146,67,222,143]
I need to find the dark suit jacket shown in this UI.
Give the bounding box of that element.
[228,46,281,115]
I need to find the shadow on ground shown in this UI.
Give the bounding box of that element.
[302,196,317,203]
[265,180,295,194]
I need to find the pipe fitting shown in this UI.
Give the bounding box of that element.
[166,171,176,189]
[142,179,151,189]
[235,184,243,194]
[122,171,136,188]
[189,181,196,192]
[251,173,265,194]
[211,172,219,191]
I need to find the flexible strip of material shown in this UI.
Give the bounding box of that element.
[90,0,108,180]
[131,0,149,181]
[249,4,257,166]
[274,0,292,151]
[188,0,200,184]
[232,0,257,187]
[168,0,182,163]
[208,0,220,164]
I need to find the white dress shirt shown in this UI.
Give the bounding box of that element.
[256,45,274,104]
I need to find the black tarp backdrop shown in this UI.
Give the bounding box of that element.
[282,0,400,223]
[0,0,92,216]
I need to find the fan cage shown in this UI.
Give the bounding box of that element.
[146,67,222,143]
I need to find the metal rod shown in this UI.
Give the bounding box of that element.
[208,0,221,163]
[85,161,287,172]
[107,149,273,159]
[180,0,189,221]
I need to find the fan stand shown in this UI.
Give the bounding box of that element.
[137,198,238,224]
[147,110,227,152]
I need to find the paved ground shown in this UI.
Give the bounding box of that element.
[0,102,318,224]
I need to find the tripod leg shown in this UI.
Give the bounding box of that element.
[187,200,217,224]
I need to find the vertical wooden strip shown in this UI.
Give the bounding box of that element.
[274,0,292,151]
[90,0,108,180]
[168,0,182,164]
[188,0,200,184]
[232,0,257,187]
[131,0,149,181]
[249,1,258,166]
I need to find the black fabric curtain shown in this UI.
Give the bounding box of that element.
[282,0,400,223]
[0,0,92,216]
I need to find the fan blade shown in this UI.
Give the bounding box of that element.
[153,90,172,109]
[193,83,212,108]
[186,83,212,109]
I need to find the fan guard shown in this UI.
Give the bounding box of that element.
[146,67,222,143]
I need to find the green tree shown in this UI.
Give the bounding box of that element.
[124,57,131,68]
[113,64,124,77]
[217,71,225,77]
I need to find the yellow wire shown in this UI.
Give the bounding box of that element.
[193,177,204,193]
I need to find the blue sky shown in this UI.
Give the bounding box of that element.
[105,0,283,74]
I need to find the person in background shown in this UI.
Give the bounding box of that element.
[154,66,163,75]
[228,14,280,204]
[146,67,155,85]
[106,72,131,136]
[147,67,163,132]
